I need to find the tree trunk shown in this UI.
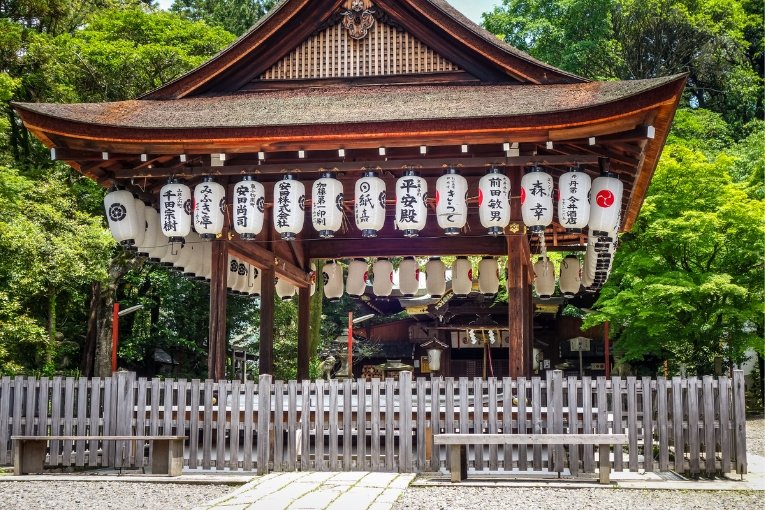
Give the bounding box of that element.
[81,281,101,377]
[309,260,324,358]
[45,288,57,369]
[93,253,140,377]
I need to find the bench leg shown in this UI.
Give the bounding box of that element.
[449,445,467,483]
[14,440,47,475]
[151,439,184,476]
[598,444,610,484]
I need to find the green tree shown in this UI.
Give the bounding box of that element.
[583,122,765,374]
[170,0,276,37]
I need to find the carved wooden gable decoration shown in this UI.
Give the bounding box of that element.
[260,0,460,81]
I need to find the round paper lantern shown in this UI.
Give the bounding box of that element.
[435,167,468,235]
[179,233,203,276]
[248,265,261,296]
[158,235,181,267]
[346,258,368,297]
[478,167,511,236]
[558,168,591,232]
[193,177,225,240]
[372,258,394,296]
[172,232,198,272]
[233,176,265,240]
[521,167,553,232]
[425,257,446,298]
[276,277,296,300]
[104,188,139,246]
[312,172,344,238]
[395,170,427,237]
[141,207,162,261]
[451,256,473,296]
[559,255,582,298]
[355,171,386,237]
[323,260,344,301]
[533,257,556,299]
[159,178,192,242]
[398,257,419,297]
[130,198,147,253]
[478,256,499,296]
[190,237,211,281]
[589,173,623,236]
[273,174,305,241]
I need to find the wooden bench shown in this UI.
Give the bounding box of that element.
[11,436,185,476]
[434,433,628,484]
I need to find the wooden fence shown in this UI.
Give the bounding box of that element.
[0,371,747,477]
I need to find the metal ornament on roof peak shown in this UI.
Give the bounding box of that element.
[341,0,376,40]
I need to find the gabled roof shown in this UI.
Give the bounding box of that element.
[143,0,585,100]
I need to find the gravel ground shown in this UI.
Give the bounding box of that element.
[0,481,231,510]
[392,487,762,510]
[747,414,765,456]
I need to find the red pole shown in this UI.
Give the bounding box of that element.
[112,302,119,373]
[604,321,610,378]
[347,312,353,377]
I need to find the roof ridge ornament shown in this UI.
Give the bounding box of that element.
[342,0,376,40]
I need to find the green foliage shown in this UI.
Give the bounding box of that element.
[482,0,764,128]
[170,0,277,36]
[583,119,765,374]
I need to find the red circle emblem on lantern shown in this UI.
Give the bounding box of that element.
[467,269,473,280]
[520,187,526,204]
[596,190,615,208]
[363,271,368,283]
[478,188,484,206]
[435,190,440,206]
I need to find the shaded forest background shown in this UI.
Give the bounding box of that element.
[0,0,762,381]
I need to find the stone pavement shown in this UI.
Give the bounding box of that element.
[192,471,416,510]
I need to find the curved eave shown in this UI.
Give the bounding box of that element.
[142,0,584,100]
[14,75,686,231]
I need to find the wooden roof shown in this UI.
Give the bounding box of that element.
[11,0,687,284]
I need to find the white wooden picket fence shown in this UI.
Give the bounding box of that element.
[0,371,748,476]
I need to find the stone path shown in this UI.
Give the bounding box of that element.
[193,471,416,510]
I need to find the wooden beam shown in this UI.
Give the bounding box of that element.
[228,239,310,287]
[111,155,603,180]
[259,267,275,376]
[297,286,310,381]
[507,234,530,378]
[208,239,228,380]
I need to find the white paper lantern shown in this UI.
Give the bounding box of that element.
[193,177,225,240]
[355,171,386,237]
[248,265,261,296]
[177,232,202,276]
[398,256,420,297]
[237,263,252,293]
[533,257,556,299]
[131,198,147,252]
[372,258,394,296]
[589,173,623,235]
[435,167,468,235]
[276,277,296,300]
[346,258,369,297]
[478,256,499,296]
[233,176,265,240]
[559,255,582,298]
[190,237,211,280]
[451,256,473,296]
[273,174,305,241]
[521,167,553,233]
[558,168,591,231]
[227,255,241,292]
[395,170,427,237]
[158,235,181,267]
[104,188,139,246]
[312,172,344,238]
[323,260,344,301]
[425,257,446,298]
[141,207,162,261]
[159,179,192,242]
[478,167,511,235]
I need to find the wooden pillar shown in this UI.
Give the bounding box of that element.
[507,235,529,378]
[208,239,228,380]
[297,285,311,381]
[259,268,275,376]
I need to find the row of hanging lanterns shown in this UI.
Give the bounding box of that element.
[104,167,623,248]
[320,256,502,300]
